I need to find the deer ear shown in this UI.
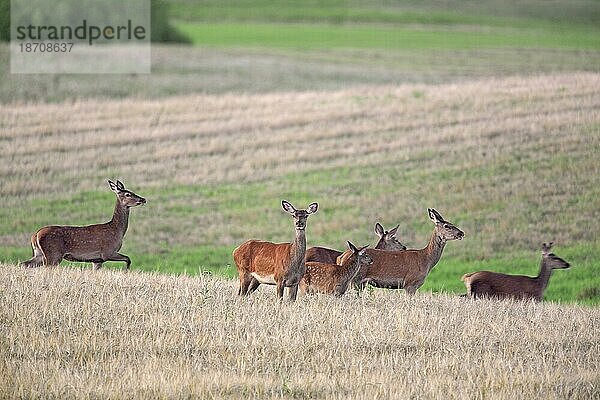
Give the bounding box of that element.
[347,241,359,253]
[387,224,399,237]
[116,180,125,191]
[358,245,369,254]
[108,180,119,193]
[281,200,296,214]
[374,222,384,237]
[306,202,318,214]
[428,208,443,224]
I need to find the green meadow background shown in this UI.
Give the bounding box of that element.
[1,0,599,304]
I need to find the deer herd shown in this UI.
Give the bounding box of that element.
[20,180,572,303]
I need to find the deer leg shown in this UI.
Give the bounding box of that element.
[246,278,261,295]
[44,253,63,267]
[358,278,372,291]
[106,253,131,270]
[276,280,285,300]
[288,284,299,301]
[93,262,103,270]
[405,286,417,295]
[238,272,253,296]
[298,280,308,296]
[470,281,490,299]
[20,243,44,268]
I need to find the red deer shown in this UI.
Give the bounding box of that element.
[20,180,146,270]
[305,222,406,264]
[233,200,318,301]
[461,242,570,301]
[300,241,373,296]
[354,208,464,294]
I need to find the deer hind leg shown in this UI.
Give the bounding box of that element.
[106,253,131,270]
[20,234,45,268]
[44,252,64,267]
[470,281,492,299]
[238,271,253,296]
[93,262,103,270]
[36,233,64,267]
[405,286,418,295]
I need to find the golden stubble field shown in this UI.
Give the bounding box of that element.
[0,264,598,399]
[2,73,598,196]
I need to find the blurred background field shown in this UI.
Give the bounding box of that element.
[1,0,599,304]
[1,0,600,102]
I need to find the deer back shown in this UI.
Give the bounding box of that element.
[305,246,342,264]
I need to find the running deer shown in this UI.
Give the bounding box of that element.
[300,241,373,296]
[233,200,318,301]
[305,222,406,264]
[354,208,464,294]
[461,242,571,301]
[20,180,146,270]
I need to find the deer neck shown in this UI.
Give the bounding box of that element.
[341,255,361,282]
[110,200,130,236]
[534,259,553,290]
[290,228,306,267]
[423,228,446,272]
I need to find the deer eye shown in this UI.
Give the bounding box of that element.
[125,193,131,197]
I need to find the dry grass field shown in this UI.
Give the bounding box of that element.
[0,264,598,399]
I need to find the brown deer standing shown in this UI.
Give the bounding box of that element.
[300,241,373,296]
[20,180,146,270]
[354,208,464,294]
[305,222,406,264]
[461,242,571,301]
[233,200,318,301]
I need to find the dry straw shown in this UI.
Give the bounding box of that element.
[1,264,598,399]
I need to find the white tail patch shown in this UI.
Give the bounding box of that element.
[251,273,276,285]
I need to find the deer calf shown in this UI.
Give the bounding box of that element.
[461,242,571,301]
[233,200,318,301]
[305,222,406,264]
[20,180,146,270]
[300,241,372,296]
[355,208,464,294]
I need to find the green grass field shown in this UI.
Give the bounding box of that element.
[176,22,600,51]
[172,0,600,51]
[1,0,599,305]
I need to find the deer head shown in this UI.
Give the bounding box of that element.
[428,208,464,241]
[108,180,146,208]
[374,222,406,251]
[346,241,373,266]
[542,242,570,269]
[542,242,554,255]
[281,200,318,231]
